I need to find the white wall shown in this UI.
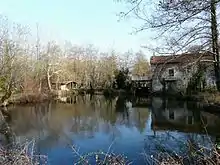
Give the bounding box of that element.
[204,66,216,88]
[60,85,69,91]
[152,64,216,93]
[152,65,187,92]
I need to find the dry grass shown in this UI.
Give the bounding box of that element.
[70,136,220,165]
[0,141,219,165]
[149,144,220,165]
[199,92,220,104]
[71,150,220,165]
[73,151,129,165]
[0,141,47,165]
[155,152,220,165]
[5,92,53,106]
[71,143,130,165]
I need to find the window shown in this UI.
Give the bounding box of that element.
[168,68,174,77]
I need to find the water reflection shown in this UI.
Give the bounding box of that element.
[151,97,220,135]
[5,95,220,164]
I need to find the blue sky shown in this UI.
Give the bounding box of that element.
[0,0,153,57]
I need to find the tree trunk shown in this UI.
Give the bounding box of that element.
[38,77,42,93]
[47,67,52,92]
[211,0,220,91]
[1,81,13,105]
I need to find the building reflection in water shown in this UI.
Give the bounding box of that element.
[4,95,220,163]
[151,97,220,136]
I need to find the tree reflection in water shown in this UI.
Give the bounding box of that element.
[6,95,150,144]
[3,95,220,164]
[0,107,14,147]
[115,96,129,125]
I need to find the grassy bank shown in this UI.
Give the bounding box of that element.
[0,88,130,107]
[195,92,220,114]
[0,91,57,107]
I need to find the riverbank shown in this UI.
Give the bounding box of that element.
[0,88,130,107]
[78,88,133,96]
[195,92,220,114]
[0,91,57,107]
[2,88,220,112]
[181,92,220,114]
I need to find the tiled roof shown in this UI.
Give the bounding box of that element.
[150,52,214,65]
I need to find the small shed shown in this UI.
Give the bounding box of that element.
[52,81,78,91]
[131,75,152,96]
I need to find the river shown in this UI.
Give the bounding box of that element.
[5,95,220,164]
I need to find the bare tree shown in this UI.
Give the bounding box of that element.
[0,14,155,102]
[116,0,220,90]
[0,17,29,104]
[132,50,151,76]
[44,41,63,92]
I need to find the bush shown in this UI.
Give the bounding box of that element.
[0,141,47,165]
[103,88,118,98]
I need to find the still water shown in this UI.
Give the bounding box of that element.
[6,95,220,164]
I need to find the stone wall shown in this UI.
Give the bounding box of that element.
[152,64,188,93]
[151,63,216,93]
[204,65,216,88]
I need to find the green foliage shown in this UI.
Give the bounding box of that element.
[103,88,118,98]
[114,67,130,90]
